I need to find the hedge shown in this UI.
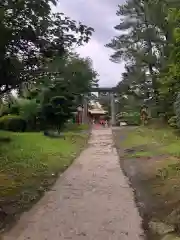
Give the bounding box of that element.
[0,115,26,132]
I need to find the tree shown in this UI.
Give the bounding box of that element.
[17,98,39,130]
[15,52,99,132]
[0,0,94,95]
[43,53,99,105]
[39,79,76,132]
[174,92,180,128]
[63,53,98,94]
[106,0,180,117]
[21,52,99,105]
[158,8,180,117]
[106,0,162,103]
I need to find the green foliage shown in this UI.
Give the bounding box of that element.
[107,0,180,118]
[0,52,98,133]
[17,99,38,118]
[161,9,180,113]
[40,87,75,131]
[2,98,40,131]
[17,53,99,132]
[17,99,39,130]
[114,126,180,231]
[0,0,94,95]
[0,130,88,228]
[0,115,26,132]
[117,112,141,125]
[60,54,99,95]
[168,116,178,128]
[0,1,96,231]
[0,1,97,133]
[0,103,10,117]
[174,93,180,128]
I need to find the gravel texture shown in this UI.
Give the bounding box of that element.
[3,128,144,240]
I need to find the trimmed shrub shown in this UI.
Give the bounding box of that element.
[168,116,178,129]
[0,115,26,132]
[117,112,141,126]
[175,93,180,129]
[16,99,39,131]
[10,104,20,115]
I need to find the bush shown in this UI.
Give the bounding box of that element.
[175,93,180,129]
[10,104,20,115]
[117,112,141,126]
[16,99,39,131]
[168,116,178,129]
[0,115,26,132]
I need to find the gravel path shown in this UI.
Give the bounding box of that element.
[3,128,144,240]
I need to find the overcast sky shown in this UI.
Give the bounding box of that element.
[54,0,125,87]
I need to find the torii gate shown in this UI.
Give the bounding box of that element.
[82,87,117,126]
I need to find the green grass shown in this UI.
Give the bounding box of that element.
[64,123,89,132]
[122,126,180,157]
[0,130,88,226]
[120,126,180,232]
[129,150,157,158]
[122,128,158,148]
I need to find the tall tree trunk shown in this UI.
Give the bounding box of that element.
[144,2,159,109]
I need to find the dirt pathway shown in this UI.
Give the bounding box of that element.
[3,128,144,240]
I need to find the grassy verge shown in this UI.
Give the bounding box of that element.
[64,123,90,132]
[113,126,180,239]
[0,129,89,231]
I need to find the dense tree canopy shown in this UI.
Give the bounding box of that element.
[0,1,98,132]
[1,52,99,132]
[107,0,180,119]
[0,0,94,95]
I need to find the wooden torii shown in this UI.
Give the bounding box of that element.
[82,87,117,126]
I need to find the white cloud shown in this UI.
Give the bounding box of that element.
[53,0,125,87]
[77,39,124,87]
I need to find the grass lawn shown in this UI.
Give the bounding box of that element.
[113,126,180,238]
[0,129,89,230]
[121,126,180,156]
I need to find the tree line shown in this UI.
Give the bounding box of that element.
[0,0,98,133]
[107,0,180,127]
